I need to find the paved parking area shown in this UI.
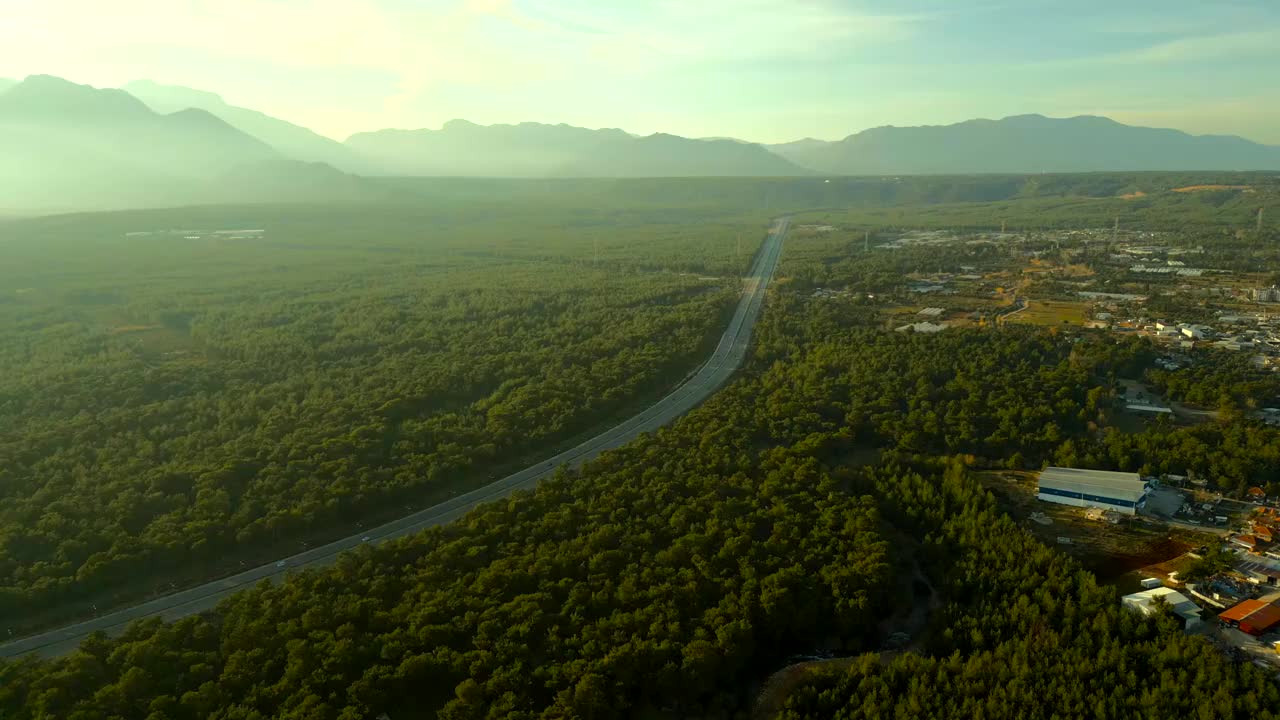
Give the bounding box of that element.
[1145,487,1185,517]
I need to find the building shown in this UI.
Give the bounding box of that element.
[1037,467,1149,515]
[1253,286,1280,304]
[1126,403,1174,415]
[1219,599,1280,636]
[1122,587,1203,630]
[895,322,948,334]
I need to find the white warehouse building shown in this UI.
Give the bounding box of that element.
[1037,467,1150,516]
[1122,587,1203,630]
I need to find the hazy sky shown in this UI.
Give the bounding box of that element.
[3,0,1278,144]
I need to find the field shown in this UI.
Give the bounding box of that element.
[1003,298,1091,326]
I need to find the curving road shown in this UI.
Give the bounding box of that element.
[0,217,790,659]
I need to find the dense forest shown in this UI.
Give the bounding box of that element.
[0,203,768,627]
[1,293,1276,718]
[1144,351,1280,410]
[4,186,1280,717]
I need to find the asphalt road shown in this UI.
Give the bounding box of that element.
[0,217,790,660]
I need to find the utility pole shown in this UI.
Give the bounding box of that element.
[1259,207,1265,235]
[1001,219,1007,234]
[864,230,870,252]
[594,237,600,266]
[1112,216,1119,245]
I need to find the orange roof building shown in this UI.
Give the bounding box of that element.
[1233,535,1259,550]
[1219,600,1280,636]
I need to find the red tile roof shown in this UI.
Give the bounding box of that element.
[1220,600,1280,635]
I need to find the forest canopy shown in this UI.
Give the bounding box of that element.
[3,180,1279,718]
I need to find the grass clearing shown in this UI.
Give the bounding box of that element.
[1004,299,1090,326]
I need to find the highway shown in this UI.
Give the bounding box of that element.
[0,217,790,659]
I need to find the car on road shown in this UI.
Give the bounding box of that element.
[275,560,286,568]
[362,536,371,543]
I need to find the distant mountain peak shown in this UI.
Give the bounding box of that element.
[767,113,1280,174]
[122,78,360,170]
[0,75,151,118]
[124,79,227,108]
[442,118,481,131]
[346,119,806,177]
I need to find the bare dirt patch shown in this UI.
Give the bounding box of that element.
[975,471,1201,581]
[1172,185,1253,193]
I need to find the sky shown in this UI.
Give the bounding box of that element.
[2,0,1278,144]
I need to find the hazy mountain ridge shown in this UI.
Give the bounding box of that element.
[123,80,365,172]
[347,120,808,177]
[4,73,1279,212]
[560,133,809,177]
[767,114,1280,174]
[0,76,384,210]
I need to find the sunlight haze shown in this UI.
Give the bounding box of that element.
[3,0,1278,143]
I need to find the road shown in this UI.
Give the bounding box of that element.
[0,217,791,660]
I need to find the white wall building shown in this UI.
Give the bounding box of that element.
[1037,467,1149,516]
[1122,587,1203,630]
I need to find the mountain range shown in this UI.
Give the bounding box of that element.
[122,79,365,172]
[346,120,806,177]
[0,76,389,211]
[768,114,1280,174]
[2,73,1279,211]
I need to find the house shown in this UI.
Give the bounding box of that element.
[1122,587,1203,630]
[1219,599,1280,636]
[1237,557,1280,586]
[1232,535,1260,551]
[1037,467,1149,516]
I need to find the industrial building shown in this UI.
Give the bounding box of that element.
[1122,587,1203,630]
[1037,467,1150,516]
[1218,599,1280,636]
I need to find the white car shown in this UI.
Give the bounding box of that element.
[275,560,286,568]
[362,536,371,543]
